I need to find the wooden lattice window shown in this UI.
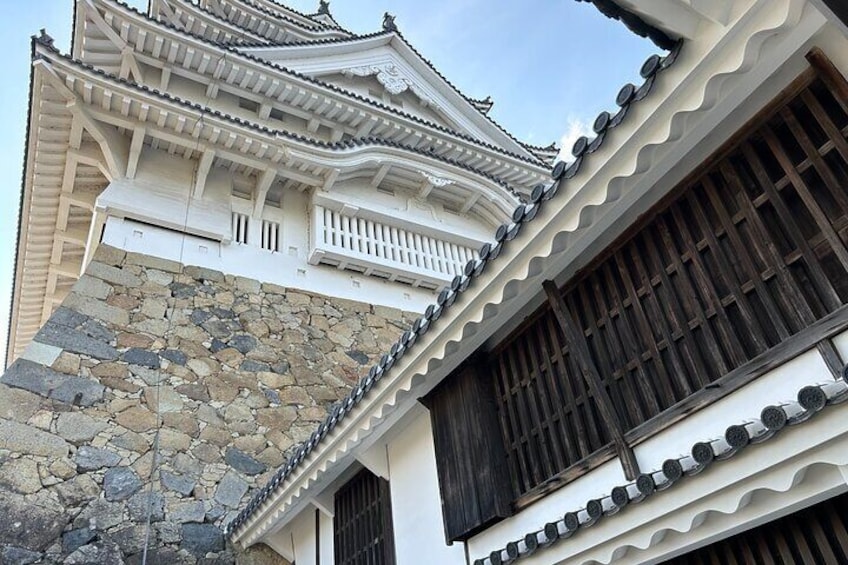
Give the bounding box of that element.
[334,469,396,565]
[490,66,848,503]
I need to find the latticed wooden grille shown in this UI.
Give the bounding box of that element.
[491,70,848,502]
[334,470,396,565]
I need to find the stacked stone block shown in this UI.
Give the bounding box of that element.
[0,246,414,564]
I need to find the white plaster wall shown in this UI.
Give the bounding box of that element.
[386,410,467,565]
[318,512,335,565]
[102,217,437,312]
[290,507,319,565]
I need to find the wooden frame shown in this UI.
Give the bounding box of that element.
[333,469,397,565]
[491,52,848,509]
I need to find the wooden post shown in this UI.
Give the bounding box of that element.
[806,48,848,105]
[542,280,641,480]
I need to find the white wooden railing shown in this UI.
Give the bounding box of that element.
[261,220,280,252]
[232,212,249,244]
[309,205,478,289]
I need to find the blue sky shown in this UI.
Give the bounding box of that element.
[0,0,657,356]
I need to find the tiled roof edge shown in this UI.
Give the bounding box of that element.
[474,376,848,564]
[235,0,354,34]
[224,40,683,540]
[32,40,523,197]
[577,0,677,51]
[6,36,40,369]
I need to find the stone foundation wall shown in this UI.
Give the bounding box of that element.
[0,246,415,564]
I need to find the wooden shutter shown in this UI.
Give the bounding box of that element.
[334,469,396,565]
[423,360,513,542]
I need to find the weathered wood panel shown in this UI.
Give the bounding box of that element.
[423,361,513,542]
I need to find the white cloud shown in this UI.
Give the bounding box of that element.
[556,116,593,163]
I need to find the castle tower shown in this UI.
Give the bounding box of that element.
[0,0,548,562]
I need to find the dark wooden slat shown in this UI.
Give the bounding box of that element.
[524,325,569,472]
[496,352,531,495]
[543,280,640,480]
[627,302,848,445]
[504,344,543,487]
[640,227,712,390]
[613,250,681,408]
[809,511,840,565]
[599,261,663,418]
[685,188,773,352]
[534,321,579,466]
[801,89,848,166]
[334,469,395,565]
[780,105,848,219]
[544,314,593,459]
[720,160,815,327]
[579,275,646,428]
[515,332,558,480]
[702,175,793,340]
[739,141,843,312]
[762,124,848,273]
[656,213,732,374]
[668,204,750,367]
[817,337,845,379]
[824,502,848,558]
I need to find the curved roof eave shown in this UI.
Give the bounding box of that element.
[37,42,527,203]
[91,0,550,172]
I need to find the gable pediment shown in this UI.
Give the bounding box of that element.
[244,36,526,152]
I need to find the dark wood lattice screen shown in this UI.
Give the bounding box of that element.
[334,469,396,565]
[491,68,848,502]
[662,491,848,564]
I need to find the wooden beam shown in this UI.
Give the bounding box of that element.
[126,126,145,179]
[542,280,641,480]
[83,0,128,50]
[193,149,215,199]
[159,66,172,91]
[252,168,276,218]
[322,168,340,192]
[37,62,127,179]
[806,47,848,104]
[120,49,143,83]
[418,180,434,199]
[460,192,480,214]
[371,164,390,188]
